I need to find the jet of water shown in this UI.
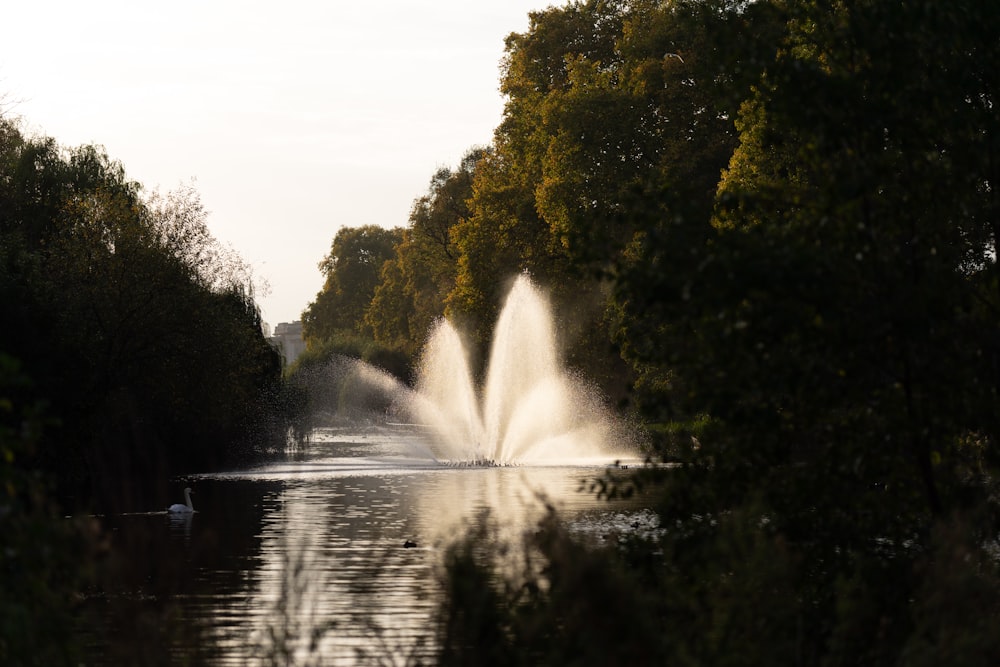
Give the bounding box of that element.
[410,275,626,465]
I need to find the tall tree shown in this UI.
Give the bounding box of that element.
[449,2,624,332]
[367,149,486,357]
[618,0,1000,660]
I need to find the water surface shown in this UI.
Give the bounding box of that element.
[85,426,649,665]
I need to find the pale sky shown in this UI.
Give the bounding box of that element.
[2,0,553,330]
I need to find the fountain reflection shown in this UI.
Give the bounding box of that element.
[189,427,642,664]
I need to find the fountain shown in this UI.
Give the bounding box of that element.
[406,274,629,465]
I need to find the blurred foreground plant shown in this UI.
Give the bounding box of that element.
[0,354,100,666]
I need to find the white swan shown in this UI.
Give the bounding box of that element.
[168,487,195,513]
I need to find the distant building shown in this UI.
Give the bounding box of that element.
[270,321,306,366]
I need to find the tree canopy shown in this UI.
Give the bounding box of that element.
[302,224,404,345]
[0,119,284,508]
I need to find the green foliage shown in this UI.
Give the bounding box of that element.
[0,354,98,666]
[672,0,999,519]
[598,0,1000,662]
[445,3,623,340]
[449,144,562,345]
[292,331,409,381]
[0,119,284,507]
[437,508,667,667]
[367,148,486,359]
[302,224,404,345]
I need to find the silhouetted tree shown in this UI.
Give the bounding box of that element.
[0,119,283,508]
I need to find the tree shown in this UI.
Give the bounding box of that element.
[449,2,626,324]
[302,225,403,346]
[367,149,486,358]
[0,120,284,506]
[697,0,1000,516]
[614,0,1000,660]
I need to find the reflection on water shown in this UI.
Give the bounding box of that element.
[84,427,648,665]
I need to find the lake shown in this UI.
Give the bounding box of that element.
[81,425,652,665]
